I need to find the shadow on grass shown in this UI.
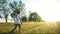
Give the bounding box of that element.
[0,32,8,34]
[0,32,18,34]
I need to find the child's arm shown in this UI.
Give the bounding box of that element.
[20,18,22,24]
[19,14,22,24]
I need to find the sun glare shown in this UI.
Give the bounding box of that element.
[25,0,60,22]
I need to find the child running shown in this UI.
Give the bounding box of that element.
[9,9,22,34]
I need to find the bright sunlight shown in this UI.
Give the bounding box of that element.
[24,0,60,22]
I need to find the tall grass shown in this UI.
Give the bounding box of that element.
[0,22,60,34]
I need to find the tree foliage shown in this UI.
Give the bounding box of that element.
[2,7,9,23]
[29,12,44,22]
[9,1,25,19]
[22,16,27,22]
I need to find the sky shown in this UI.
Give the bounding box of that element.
[7,0,60,22]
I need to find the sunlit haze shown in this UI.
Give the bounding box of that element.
[23,0,60,22]
[7,0,60,22]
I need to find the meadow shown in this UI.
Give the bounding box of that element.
[0,22,60,34]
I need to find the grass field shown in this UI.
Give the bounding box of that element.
[0,22,60,34]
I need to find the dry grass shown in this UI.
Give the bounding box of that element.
[0,22,60,34]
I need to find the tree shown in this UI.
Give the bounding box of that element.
[22,16,27,22]
[0,0,10,23]
[29,12,44,22]
[9,1,25,20]
[3,7,9,23]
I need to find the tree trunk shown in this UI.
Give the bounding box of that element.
[5,17,7,23]
[6,18,7,23]
[5,14,8,23]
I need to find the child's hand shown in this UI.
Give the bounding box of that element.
[20,20,22,24]
[21,23,22,24]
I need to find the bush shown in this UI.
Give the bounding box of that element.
[22,16,27,22]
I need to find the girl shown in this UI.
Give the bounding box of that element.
[9,9,22,34]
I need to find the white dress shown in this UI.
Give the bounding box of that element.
[14,14,21,24]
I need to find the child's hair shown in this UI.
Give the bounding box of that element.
[16,9,20,14]
[17,10,20,14]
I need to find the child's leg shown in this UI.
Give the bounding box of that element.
[18,24,21,34]
[19,24,21,31]
[9,24,17,34]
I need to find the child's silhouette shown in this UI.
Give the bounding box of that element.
[9,9,22,34]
